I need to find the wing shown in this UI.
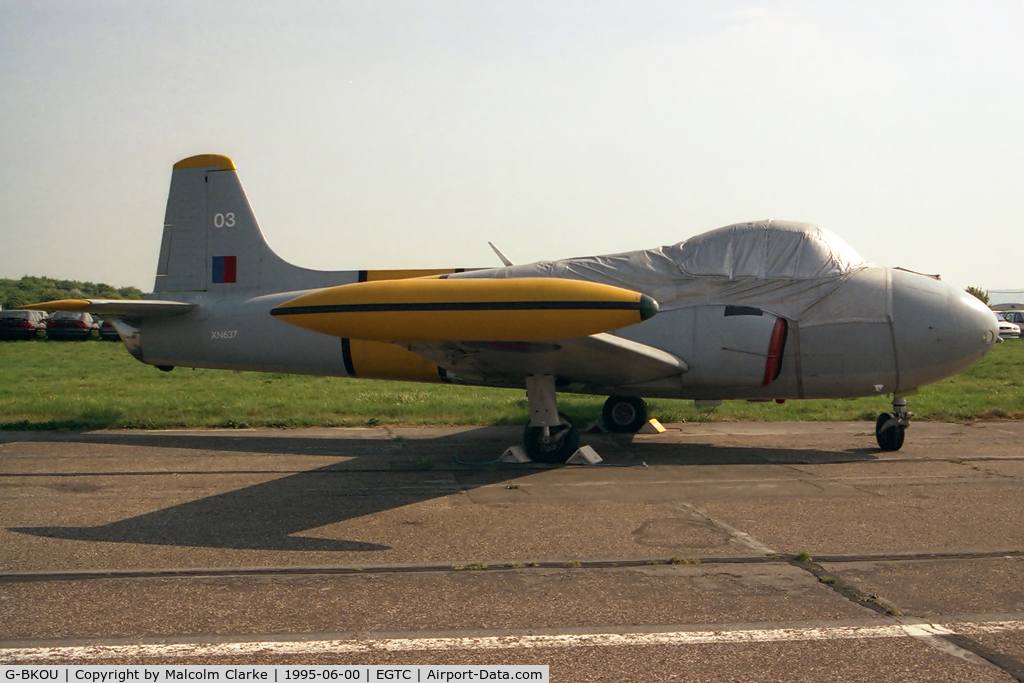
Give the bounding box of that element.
[19,299,196,318]
[406,333,687,388]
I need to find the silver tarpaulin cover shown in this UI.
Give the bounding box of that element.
[454,220,879,325]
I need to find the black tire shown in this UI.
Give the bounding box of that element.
[602,395,649,433]
[523,423,580,463]
[875,412,905,451]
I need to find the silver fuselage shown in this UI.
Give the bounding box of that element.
[126,264,999,401]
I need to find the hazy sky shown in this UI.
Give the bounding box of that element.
[2,1,1022,295]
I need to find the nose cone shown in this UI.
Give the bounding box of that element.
[890,269,999,390]
[951,287,1002,351]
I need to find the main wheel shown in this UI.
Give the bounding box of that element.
[602,395,649,433]
[523,422,580,463]
[875,412,905,451]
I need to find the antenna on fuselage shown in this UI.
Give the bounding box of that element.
[488,242,514,267]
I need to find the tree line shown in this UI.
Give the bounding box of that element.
[966,286,990,305]
[1,276,145,310]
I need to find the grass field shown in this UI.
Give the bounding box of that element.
[1,339,1022,430]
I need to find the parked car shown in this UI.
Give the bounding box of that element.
[0,310,48,340]
[994,312,1021,340]
[996,310,1024,329]
[45,311,100,340]
[97,317,121,341]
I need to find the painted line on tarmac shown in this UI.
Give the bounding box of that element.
[4,621,1023,662]
[674,502,777,555]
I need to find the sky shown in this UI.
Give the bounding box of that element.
[1,1,1022,296]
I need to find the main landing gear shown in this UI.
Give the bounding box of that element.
[875,396,911,451]
[521,381,654,463]
[602,395,649,433]
[523,375,580,463]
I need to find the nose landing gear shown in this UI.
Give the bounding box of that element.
[875,396,912,451]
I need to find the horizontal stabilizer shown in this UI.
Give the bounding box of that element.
[19,299,196,318]
[271,277,658,342]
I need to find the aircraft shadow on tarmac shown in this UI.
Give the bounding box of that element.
[9,428,877,552]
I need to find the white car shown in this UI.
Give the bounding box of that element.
[996,309,1024,327]
[994,312,1021,339]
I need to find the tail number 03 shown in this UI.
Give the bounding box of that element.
[213,212,236,228]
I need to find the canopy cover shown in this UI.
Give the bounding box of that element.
[455,220,883,326]
[667,220,865,279]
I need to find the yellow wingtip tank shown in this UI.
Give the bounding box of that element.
[17,299,90,311]
[270,277,658,342]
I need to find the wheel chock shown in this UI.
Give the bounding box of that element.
[566,445,603,465]
[582,419,609,433]
[637,419,666,434]
[499,446,532,463]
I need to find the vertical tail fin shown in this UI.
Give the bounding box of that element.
[154,154,311,294]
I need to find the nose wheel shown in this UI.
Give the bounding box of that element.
[875,397,911,451]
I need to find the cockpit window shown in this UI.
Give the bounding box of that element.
[667,220,866,279]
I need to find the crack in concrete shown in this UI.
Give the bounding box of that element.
[673,502,777,555]
[1,550,1021,584]
[787,556,1024,681]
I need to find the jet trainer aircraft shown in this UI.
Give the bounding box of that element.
[25,154,1001,461]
